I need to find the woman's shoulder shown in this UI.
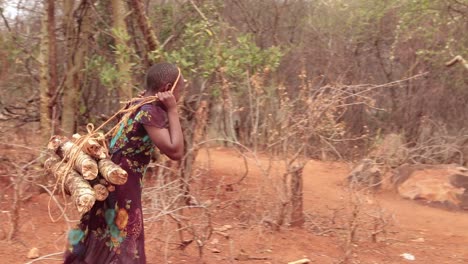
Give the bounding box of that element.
[139,103,167,118]
[135,103,168,128]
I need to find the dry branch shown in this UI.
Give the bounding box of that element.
[193,101,208,149]
[48,136,98,180]
[44,155,95,214]
[446,55,468,70]
[290,164,305,227]
[98,158,128,185]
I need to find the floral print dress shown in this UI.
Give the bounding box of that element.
[64,102,168,264]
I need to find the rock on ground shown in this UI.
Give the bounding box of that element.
[27,247,40,259]
[348,159,382,190]
[392,164,468,209]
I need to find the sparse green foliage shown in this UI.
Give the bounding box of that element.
[85,56,119,90]
[151,19,282,83]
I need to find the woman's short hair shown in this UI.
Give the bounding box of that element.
[145,62,179,93]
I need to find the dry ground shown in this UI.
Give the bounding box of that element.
[1,147,467,263]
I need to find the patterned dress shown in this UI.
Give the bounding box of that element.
[64,102,168,264]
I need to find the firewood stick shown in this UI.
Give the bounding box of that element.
[48,136,99,180]
[44,155,96,214]
[72,133,108,160]
[96,177,115,192]
[92,183,109,201]
[98,158,128,185]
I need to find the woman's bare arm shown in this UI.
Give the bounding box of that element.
[144,92,184,160]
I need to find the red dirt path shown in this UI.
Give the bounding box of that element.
[1,147,468,263]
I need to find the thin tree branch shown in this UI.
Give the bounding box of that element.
[0,8,12,32]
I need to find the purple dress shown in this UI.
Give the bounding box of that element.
[64,102,168,264]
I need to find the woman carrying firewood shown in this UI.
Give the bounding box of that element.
[64,62,185,264]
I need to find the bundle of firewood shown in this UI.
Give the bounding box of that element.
[44,134,128,214]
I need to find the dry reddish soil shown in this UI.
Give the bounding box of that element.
[1,147,468,264]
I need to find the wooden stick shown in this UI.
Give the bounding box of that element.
[288,259,311,264]
[72,133,108,160]
[44,155,95,214]
[98,158,128,185]
[92,183,109,201]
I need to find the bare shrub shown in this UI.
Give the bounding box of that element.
[0,132,49,241]
[338,188,394,264]
[371,118,468,169]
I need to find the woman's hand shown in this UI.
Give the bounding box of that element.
[157,91,178,111]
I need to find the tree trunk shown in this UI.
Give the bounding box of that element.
[220,71,237,143]
[129,0,159,53]
[61,0,78,135]
[180,100,208,204]
[47,0,58,134]
[290,165,304,227]
[61,0,92,135]
[111,0,133,101]
[39,11,51,144]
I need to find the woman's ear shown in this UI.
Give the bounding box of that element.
[165,83,173,92]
